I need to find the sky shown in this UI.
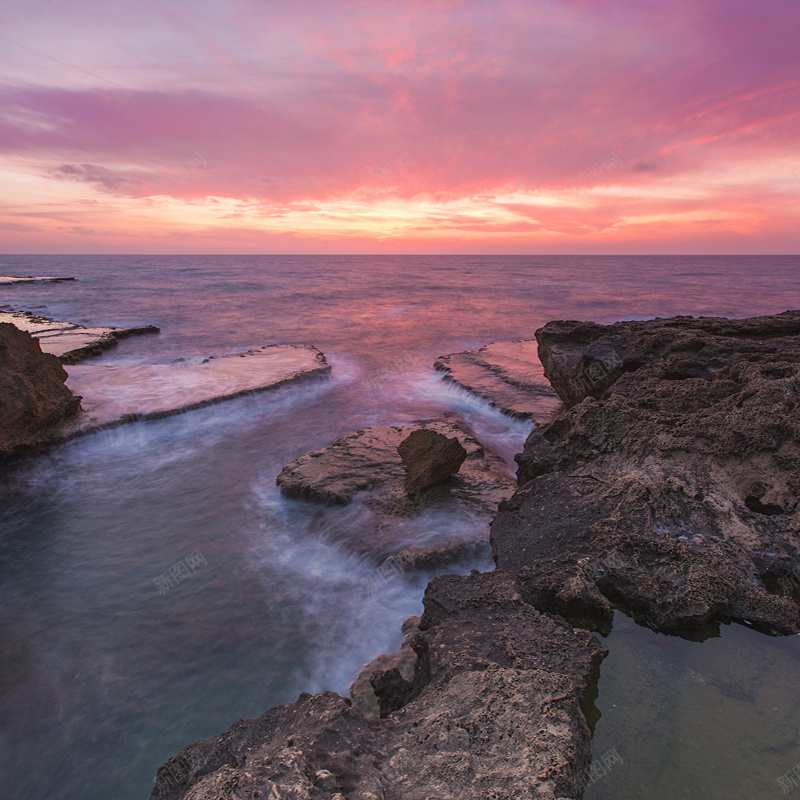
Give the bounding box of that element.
[0,0,798,254]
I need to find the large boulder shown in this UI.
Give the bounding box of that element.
[492,310,800,634]
[397,427,467,496]
[0,322,81,456]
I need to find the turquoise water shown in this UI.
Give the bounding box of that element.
[1,254,800,799]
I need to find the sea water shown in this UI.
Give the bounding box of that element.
[1,254,799,799]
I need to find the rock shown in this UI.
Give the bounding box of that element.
[149,570,606,800]
[392,539,491,572]
[434,338,561,419]
[0,309,160,363]
[276,417,515,563]
[0,275,75,285]
[397,428,467,496]
[277,418,512,514]
[536,309,800,408]
[492,310,800,634]
[349,616,420,720]
[65,345,331,434]
[0,322,81,456]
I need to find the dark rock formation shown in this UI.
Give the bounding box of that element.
[397,428,467,496]
[493,310,800,634]
[434,338,561,419]
[536,310,800,408]
[0,322,81,456]
[149,571,606,800]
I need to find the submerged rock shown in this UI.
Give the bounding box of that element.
[0,309,159,363]
[149,570,606,800]
[434,338,561,419]
[0,322,81,456]
[398,427,467,496]
[65,344,330,433]
[276,418,515,563]
[493,310,800,634]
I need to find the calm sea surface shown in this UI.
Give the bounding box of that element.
[1,255,799,800]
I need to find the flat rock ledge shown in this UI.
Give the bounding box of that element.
[276,418,516,563]
[493,310,800,635]
[0,275,75,285]
[64,345,331,435]
[434,339,561,420]
[149,570,606,800]
[0,309,160,363]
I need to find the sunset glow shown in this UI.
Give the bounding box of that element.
[2,0,799,253]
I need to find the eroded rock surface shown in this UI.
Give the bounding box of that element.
[493,310,800,634]
[0,322,81,456]
[149,571,606,800]
[65,345,330,433]
[434,338,561,419]
[0,309,159,363]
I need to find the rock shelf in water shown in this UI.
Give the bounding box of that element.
[0,275,75,285]
[150,310,800,800]
[65,345,330,433]
[434,338,561,419]
[277,417,515,563]
[0,309,160,363]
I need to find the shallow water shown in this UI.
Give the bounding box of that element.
[1,254,800,799]
[585,614,800,800]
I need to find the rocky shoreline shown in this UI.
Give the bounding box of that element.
[0,308,331,456]
[0,309,160,363]
[144,309,800,800]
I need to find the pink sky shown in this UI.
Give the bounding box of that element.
[1,0,798,254]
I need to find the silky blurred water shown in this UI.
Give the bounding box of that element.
[1,254,799,800]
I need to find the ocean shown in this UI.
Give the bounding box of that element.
[1,254,800,800]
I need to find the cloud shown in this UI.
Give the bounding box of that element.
[54,163,142,195]
[0,0,798,251]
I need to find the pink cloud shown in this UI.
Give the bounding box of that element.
[0,0,798,252]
